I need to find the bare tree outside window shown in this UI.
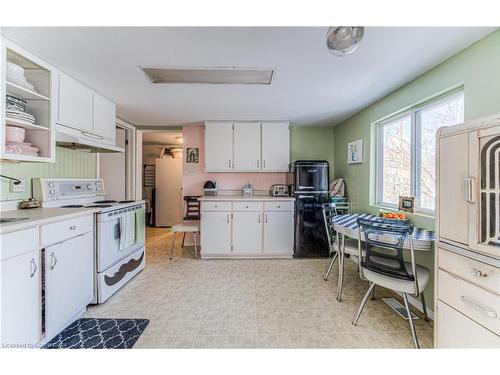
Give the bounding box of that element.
[377,92,464,212]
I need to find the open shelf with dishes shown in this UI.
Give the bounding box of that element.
[1,37,56,162]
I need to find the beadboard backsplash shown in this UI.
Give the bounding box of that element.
[0,147,97,201]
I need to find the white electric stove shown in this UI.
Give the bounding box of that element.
[33,178,146,304]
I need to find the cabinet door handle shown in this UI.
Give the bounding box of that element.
[257,160,260,168]
[471,268,487,278]
[263,160,266,169]
[29,258,37,278]
[228,160,232,169]
[265,214,268,223]
[69,225,77,231]
[226,214,230,223]
[461,296,497,318]
[465,177,475,203]
[50,252,58,270]
[81,130,104,140]
[258,214,261,223]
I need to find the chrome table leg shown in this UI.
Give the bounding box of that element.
[193,232,198,259]
[336,234,345,302]
[170,232,176,260]
[324,252,338,281]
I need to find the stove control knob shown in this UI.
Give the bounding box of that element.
[48,182,55,188]
[87,184,92,189]
[49,189,55,195]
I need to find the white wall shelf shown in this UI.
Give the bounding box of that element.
[6,81,50,101]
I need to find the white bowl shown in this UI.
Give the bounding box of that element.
[6,126,26,143]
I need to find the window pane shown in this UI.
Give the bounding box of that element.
[419,93,464,210]
[381,116,412,205]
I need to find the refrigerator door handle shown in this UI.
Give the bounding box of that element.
[298,186,315,189]
[465,177,475,203]
[298,195,315,199]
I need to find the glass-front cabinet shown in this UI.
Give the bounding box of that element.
[0,36,56,162]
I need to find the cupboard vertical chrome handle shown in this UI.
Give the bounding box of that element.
[465,177,475,203]
[258,214,261,223]
[263,160,266,169]
[257,160,260,168]
[50,252,58,270]
[228,160,232,168]
[226,214,230,223]
[461,296,497,318]
[265,214,268,223]
[29,258,37,278]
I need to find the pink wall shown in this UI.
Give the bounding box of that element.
[182,125,287,196]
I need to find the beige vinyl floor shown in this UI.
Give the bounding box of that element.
[85,227,433,348]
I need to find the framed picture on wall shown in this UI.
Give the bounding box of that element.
[398,195,415,213]
[186,148,199,163]
[347,139,363,164]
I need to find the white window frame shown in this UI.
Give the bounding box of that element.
[375,90,464,215]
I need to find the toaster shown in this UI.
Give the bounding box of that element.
[270,184,289,197]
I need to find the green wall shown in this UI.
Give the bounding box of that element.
[333,29,500,306]
[0,147,97,201]
[290,126,335,181]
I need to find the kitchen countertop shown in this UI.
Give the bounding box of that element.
[0,207,100,235]
[198,195,295,202]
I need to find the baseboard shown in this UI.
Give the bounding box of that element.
[395,291,434,320]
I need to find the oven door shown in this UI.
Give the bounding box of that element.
[96,204,146,272]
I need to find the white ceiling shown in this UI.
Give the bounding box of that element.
[142,131,183,146]
[2,27,495,127]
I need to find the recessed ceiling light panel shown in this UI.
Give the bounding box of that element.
[139,66,275,85]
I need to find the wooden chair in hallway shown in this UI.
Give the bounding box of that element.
[170,195,201,260]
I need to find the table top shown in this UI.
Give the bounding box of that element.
[332,213,435,243]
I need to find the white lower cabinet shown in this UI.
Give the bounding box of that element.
[263,211,294,254]
[200,211,232,255]
[200,199,294,258]
[45,231,94,339]
[232,211,262,254]
[437,301,500,348]
[0,249,41,346]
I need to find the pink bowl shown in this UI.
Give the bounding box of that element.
[6,126,25,143]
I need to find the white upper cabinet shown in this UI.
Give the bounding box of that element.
[233,122,261,171]
[261,121,290,171]
[205,122,234,171]
[93,93,116,141]
[57,73,93,132]
[204,121,290,172]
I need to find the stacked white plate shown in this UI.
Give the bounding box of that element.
[5,141,39,156]
[6,61,37,92]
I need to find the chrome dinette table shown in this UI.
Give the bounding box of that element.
[331,213,435,252]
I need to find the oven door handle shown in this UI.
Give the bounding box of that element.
[114,222,122,240]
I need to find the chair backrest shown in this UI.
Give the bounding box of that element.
[357,218,415,282]
[322,204,338,254]
[183,195,201,220]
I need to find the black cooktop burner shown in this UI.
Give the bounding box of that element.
[94,200,117,204]
[86,204,113,208]
[119,200,135,203]
[61,205,84,208]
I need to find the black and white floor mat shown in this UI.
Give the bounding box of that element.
[43,318,149,349]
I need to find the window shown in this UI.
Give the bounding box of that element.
[376,91,464,213]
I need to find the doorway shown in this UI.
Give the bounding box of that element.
[140,131,183,227]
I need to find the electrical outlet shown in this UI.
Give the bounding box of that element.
[10,179,26,193]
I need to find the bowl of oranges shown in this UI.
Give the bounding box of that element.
[379,211,409,222]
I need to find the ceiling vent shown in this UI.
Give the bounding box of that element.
[139,66,275,85]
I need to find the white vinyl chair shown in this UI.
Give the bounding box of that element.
[352,217,430,349]
[170,223,200,260]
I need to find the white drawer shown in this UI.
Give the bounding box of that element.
[41,215,93,247]
[437,300,500,348]
[233,202,262,211]
[0,227,38,261]
[264,201,294,211]
[438,248,500,295]
[201,201,231,211]
[438,269,500,336]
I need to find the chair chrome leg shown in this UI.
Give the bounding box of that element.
[420,293,430,322]
[352,282,375,325]
[193,232,198,259]
[323,252,338,281]
[370,285,376,300]
[402,293,420,349]
[170,232,176,260]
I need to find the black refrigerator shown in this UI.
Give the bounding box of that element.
[290,160,330,257]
